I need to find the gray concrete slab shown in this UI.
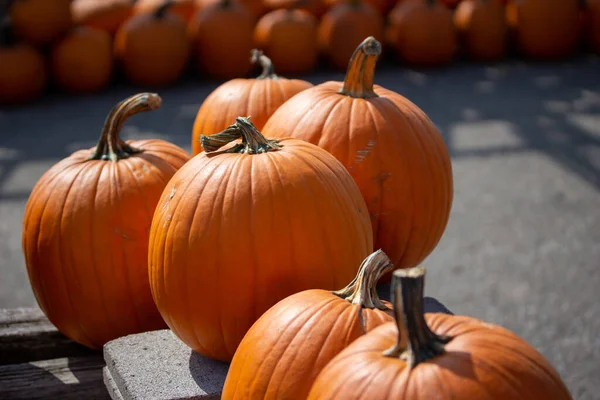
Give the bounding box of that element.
[1,56,600,398]
[103,330,227,400]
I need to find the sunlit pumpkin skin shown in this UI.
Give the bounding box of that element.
[134,0,197,22]
[223,250,393,400]
[263,37,453,271]
[51,27,114,94]
[0,24,47,105]
[191,51,313,155]
[506,0,580,59]
[262,0,327,17]
[318,1,384,70]
[308,267,573,400]
[254,9,319,75]
[9,0,72,46]
[149,117,373,362]
[114,3,191,87]
[71,0,134,35]
[188,0,256,79]
[196,0,267,17]
[454,0,507,61]
[22,94,191,349]
[386,0,458,66]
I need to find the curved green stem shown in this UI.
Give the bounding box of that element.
[200,117,281,155]
[251,49,278,79]
[88,93,161,162]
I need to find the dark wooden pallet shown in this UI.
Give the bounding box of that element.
[0,308,108,400]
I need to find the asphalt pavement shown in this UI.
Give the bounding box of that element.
[1,56,599,398]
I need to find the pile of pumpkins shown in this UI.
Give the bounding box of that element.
[22,35,574,399]
[1,0,600,106]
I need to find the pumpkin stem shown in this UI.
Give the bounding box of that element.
[251,49,278,79]
[200,117,281,155]
[339,36,381,99]
[154,0,173,18]
[333,250,393,310]
[383,266,451,368]
[88,93,162,162]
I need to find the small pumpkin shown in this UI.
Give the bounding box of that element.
[51,26,114,94]
[254,9,319,75]
[223,250,394,400]
[9,0,72,46]
[188,0,256,79]
[386,0,458,66]
[191,50,313,155]
[22,93,191,349]
[308,267,573,400]
[262,37,453,271]
[262,0,327,17]
[149,117,373,362]
[71,0,135,35]
[453,0,508,61]
[0,19,46,106]
[318,0,384,70]
[133,0,197,22]
[506,0,580,60]
[114,1,191,87]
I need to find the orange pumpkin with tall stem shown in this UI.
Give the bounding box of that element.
[223,250,394,400]
[308,266,573,400]
[51,26,114,94]
[114,0,191,87]
[0,19,46,105]
[386,0,458,66]
[188,0,256,79]
[263,37,453,272]
[150,117,373,362]
[9,0,72,46]
[191,50,313,155]
[254,8,319,75]
[454,0,508,61]
[22,93,190,349]
[318,0,384,70]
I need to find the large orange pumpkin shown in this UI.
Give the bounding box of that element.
[191,50,313,155]
[506,0,580,60]
[254,9,319,75]
[318,1,385,70]
[9,0,72,46]
[133,0,197,22]
[0,21,47,105]
[50,26,114,94]
[308,267,573,400]
[453,0,507,61]
[223,250,394,400]
[114,2,191,87]
[386,0,458,66]
[188,0,256,79]
[22,93,190,349]
[149,117,373,362]
[262,37,453,271]
[71,0,134,35]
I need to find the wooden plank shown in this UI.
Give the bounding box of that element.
[0,355,109,400]
[0,308,97,365]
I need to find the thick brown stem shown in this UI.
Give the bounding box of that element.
[339,36,381,99]
[383,266,450,368]
[333,250,393,309]
[154,0,173,18]
[251,49,278,79]
[200,117,281,155]
[88,93,161,162]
